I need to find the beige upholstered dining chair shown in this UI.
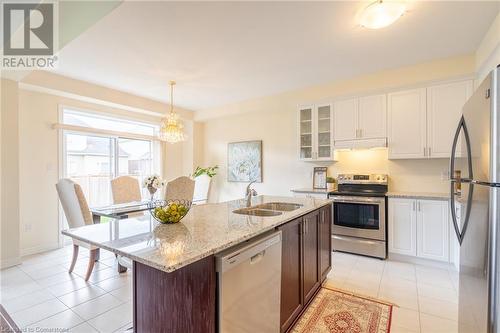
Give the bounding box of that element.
[111,176,142,204]
[110,175,143,272]
[193,174,211,205]
[56,178,98,281]
[164,176,195,202]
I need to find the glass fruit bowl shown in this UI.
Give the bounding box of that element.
[148,199,192,224]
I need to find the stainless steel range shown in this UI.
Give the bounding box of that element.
[329,174,388,259]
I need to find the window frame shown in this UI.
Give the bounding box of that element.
[57,105,162,246]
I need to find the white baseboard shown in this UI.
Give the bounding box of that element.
[0,257,21,269]
[388,252,457,271]
[20,243,61,257]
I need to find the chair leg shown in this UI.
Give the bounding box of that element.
[69,245,79,273]
[115,254,128,273]
[85,249,98,281]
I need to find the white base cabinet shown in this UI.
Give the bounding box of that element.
[389,198,450,262]
[388,198,417,256]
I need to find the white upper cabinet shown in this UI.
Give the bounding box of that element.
[388,88,427,159]
[358,94,387,139]
[298,104,334,161]
[299,78,472,161]
[388,79,473,160]
[334,94,387,146]
[333,98,357,141]
[298,106,314,160]
[426,80,473,158]
[316,104,334,160]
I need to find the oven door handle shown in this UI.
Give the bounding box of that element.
[331,197,384,204]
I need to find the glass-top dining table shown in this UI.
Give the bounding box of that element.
[90,200,153,223]
[90,200,153,273]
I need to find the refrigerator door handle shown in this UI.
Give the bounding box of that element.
[449,116,474,245]
[471,180,500,187]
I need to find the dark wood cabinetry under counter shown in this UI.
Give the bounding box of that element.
[278,217,304,333]
[319,205,332,281]
[278,204,332,333]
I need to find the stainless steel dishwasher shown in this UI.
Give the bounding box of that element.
[216,231,282,333]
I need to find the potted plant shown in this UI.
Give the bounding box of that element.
[192,165,218,178]
[143,175,165,201]
[192,166,218,203]
[326,177,336,191]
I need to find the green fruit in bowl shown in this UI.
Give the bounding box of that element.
[154,202,189,223]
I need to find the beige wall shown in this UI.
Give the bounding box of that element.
[17,86,194,255]
[475,11,500,81]
[199,55,476,203]
[1,79,21,268]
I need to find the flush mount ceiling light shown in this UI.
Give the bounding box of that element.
[159,81,186,144]
[360,0,406,29]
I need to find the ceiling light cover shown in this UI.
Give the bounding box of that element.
[360,1,406,29]
[159,81,187,144]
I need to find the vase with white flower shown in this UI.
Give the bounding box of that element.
[143,175,165,201]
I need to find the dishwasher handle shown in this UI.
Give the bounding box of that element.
[216,231,282,273]
[250,250,265,264]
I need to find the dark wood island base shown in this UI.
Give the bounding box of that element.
[133,256,216,333]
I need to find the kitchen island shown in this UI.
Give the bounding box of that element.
[62,195,333,333]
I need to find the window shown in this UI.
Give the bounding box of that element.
[61,108,161,208]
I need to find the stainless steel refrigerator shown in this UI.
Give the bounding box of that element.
[450,66,499,333]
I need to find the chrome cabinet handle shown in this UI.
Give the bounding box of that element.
[428,147,431,157]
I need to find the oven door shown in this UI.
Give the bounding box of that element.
[331,195,386,241]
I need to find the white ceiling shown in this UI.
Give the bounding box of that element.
[53,1,499,111]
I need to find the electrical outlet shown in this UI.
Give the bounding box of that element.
[441,170,450,181]
[24,224,32,232]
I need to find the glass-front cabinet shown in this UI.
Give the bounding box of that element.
[298,104,334,161]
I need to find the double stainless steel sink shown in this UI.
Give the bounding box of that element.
[233,202,302,216]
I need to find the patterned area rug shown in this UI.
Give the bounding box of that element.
[291,287,393,333]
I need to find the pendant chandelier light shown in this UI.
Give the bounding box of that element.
[159,81,186,143]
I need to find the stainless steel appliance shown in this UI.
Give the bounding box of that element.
[329,174,388,259]
[215,231,282,333]
[450,66,499,333]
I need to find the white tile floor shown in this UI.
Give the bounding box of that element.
[0,247,132,332]
[1,247,463,332]
[325,251,462,333]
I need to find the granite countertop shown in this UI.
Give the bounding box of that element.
[62,195,332,273]
[291,188,333,194]
[386,191,450,200]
